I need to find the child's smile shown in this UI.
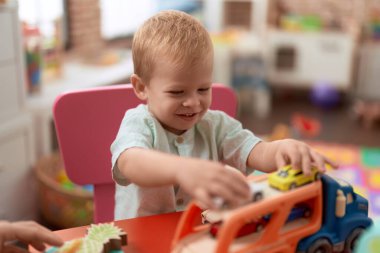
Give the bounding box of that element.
[176,112,199,121]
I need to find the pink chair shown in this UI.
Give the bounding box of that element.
[53,83,237,223]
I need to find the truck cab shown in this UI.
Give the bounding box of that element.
[297,175,373,253]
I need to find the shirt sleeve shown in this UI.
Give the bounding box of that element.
[211,111,261,174]
[110,106,155,186]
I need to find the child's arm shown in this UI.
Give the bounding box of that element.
[247,139,338,175]
[117,147,251,209]
[0,220,64,252]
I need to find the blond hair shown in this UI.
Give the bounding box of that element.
[132,10,213,82]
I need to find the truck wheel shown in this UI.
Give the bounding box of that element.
[315,172,321,181]
[253,192,263,202]
[306,238,333,253]
[343,228,364,253]
[290,183,297,190]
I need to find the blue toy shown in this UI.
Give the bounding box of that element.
[297,175,373,253]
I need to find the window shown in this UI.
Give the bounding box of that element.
[99,0,201,39]
[18,0,64,39]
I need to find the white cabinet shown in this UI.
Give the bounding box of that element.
[0,114,36,220]
[0,10,16,62]
[0,2,25,121]
[266,30,355,90]
[356,43,380,100]
[0,1,36,221]
[0,65,23,119]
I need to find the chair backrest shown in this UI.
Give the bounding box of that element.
[53,83,237,223]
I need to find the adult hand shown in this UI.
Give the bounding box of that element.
[0,221,64,253]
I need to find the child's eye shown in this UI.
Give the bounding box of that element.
[198,87,210,93]
[167,90,184,95]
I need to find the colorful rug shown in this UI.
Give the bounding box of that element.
[310,142,380,218]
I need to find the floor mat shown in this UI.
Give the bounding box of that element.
[310,142,380,218]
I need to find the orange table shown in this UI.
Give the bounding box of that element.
[50,212,182,253]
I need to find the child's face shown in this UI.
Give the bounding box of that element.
[145,58,213,135]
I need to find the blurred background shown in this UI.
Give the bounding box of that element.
[0,0,379,229]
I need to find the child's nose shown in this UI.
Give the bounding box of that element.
[183,94,201,107]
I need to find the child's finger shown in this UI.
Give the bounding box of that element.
[275,152,287,169]
[310,150,326,172]
[194,188,213,210]
[323,155,339,169]
[289,152,302,171]
[12,223,63,247]
[208,183,237,207]
[28,240,46,251]
[223,171,250,199]
[301,154,312,176]
[296,146,311,175]
[212,197,224,209]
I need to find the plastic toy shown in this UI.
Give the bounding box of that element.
[46,223,127,253]
[171,173,372,253]
[268,165,321,191]
[210,218,267,238]
[310,81,340,109]
[249,182,264,202]
[207,204,310,239]
[291,113,321,138]
[55,168,93,193]
[285,204,311,222]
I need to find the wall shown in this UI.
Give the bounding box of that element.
[66,0,104,56]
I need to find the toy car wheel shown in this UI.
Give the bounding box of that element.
[344,227,364,253]
[253,192,263,202]
[306,238,333,253]
[290,183,297,190]
[315,172,321,181]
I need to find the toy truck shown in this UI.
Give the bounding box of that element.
[171,174,372,253]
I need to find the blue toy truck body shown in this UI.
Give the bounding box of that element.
[297,175,373,253]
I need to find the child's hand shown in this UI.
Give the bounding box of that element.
[271,139,338,175]
[0,220,64,252]
[176,159,250,210]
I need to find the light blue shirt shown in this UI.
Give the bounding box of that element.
[111,104,260,219]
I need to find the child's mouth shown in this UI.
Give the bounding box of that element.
[177,113,197,120]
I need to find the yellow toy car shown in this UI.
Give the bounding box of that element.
[268,165,321,191]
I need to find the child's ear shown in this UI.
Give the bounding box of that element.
[130,74,148,100]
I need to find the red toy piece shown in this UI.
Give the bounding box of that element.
[291,113,321,138]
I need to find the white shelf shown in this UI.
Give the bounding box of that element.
[26,50,133,158]
[27,50,133,115]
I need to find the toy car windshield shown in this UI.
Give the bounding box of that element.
[278,171,288,177]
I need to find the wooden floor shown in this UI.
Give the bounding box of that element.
[237,90,380,147]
